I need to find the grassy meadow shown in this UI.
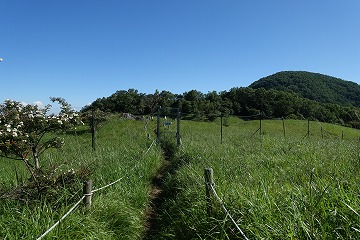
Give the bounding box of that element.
[0,115,163,239]
[153,117,360,239]
[0,115,359,239]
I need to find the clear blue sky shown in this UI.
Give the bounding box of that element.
[1,0,360,110]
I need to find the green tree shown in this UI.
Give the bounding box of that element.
[0,98,81,183]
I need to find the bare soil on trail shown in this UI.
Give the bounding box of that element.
[143,158,171,240]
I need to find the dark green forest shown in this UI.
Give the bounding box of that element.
[82,71,360,128]
[250,71,360,107]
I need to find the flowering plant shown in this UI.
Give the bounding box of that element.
[0,97,81,182]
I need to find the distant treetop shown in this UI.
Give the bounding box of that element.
[82,71,360,128]
[249,71,360,107]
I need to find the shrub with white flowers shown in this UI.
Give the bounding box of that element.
[0,97,81,182]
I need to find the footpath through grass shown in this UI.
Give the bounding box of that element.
[0,116,163,239]
[151,117,360,239]
[1,116,359,239]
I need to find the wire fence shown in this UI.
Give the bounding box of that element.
[209,184,249,240]
[91,176,126,193]
[36,196,85,240]
[216,115,360,143]
[30,116,360,239]
[204,168,249,240]
[205,118,358,238]
[36,139,157,239]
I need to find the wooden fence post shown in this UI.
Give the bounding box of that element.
[83,180,92,209]
[204,168,214,217]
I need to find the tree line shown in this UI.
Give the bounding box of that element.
[250,71,360,107]
[82,88,360,128]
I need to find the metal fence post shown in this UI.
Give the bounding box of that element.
[91,108,96,151]
[176,108,181,146]
[282,116,286,139]
[220,114,223,144]
[307,119,310,139]
[157,107,161,143]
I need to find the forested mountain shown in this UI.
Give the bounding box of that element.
[249,71,360,107]
[83,81,360,129]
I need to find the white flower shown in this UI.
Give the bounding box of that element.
[12,131,18,137]
[58,120,63,124]
[17,122,24,128]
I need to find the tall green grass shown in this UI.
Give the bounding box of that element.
[151,118,360,239]
[1,116,359,239]
[0,116,163,239]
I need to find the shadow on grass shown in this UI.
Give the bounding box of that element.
[143,136,191,240]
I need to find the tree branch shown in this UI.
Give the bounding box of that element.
[0,153,24,161]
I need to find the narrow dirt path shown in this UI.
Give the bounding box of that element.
[143,156,171,239]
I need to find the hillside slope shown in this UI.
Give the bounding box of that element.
[249,71,360,107]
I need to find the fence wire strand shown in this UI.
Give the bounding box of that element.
[144,139,156,155]
[92,139,156,193]
[36,138,157,239]
[36,196,85,240]
[91,176,126,193]
[209,184,249,240]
